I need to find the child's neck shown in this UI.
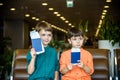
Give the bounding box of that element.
[43,45,48,47]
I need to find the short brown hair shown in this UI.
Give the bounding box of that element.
[35,21,53,32]
[67,28,84,39]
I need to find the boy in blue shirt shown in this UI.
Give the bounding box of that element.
[26,21,59,80]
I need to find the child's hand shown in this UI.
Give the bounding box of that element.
[77,60,84,68]
[67,63,73,70]
[30,48,36,59]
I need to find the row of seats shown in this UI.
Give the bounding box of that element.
[86,49,111,80]
[10,48,120,80]
[10,49,29,80]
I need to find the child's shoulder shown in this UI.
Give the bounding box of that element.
[61,49,71,55]
[81,48,93,56]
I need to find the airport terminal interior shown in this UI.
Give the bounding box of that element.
[0,0,120,80]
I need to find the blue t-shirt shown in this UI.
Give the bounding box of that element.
[26,46,59,80]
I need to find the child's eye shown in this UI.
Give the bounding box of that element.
[80,38,84,40]
[41,34,45,36]
[48,34,52,37]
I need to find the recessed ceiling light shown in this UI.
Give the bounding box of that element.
[48,8,54,11]
[65,20,69,23]
[71,25,75,28]
[36,18,39,21]
[99,20,102,25]
[0,3,3,6]
[101,15,105,19]
[60,16,65,20]
[42,3,48,6]
[53,12,58,14]
[104,6,109,8]
[106,0,112,2]
[102,12,106,15]
[103,10,107,13]
[68,23,72,26]
[10,8,16,11]
[32,17,36,19]
[56,14,61,16]
[25,14,30,17]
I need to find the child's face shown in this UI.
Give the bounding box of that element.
[39,29,52,46]
[68,36,84,48]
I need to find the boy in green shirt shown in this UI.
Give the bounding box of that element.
[26,21,59,80]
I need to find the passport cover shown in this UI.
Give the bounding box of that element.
[71,48,80,64]
[30,30,45,54]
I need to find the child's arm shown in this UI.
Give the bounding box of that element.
[77,60,91,74]
[27,48,36,74]
[54,71,58,80]
[61,63,72,74]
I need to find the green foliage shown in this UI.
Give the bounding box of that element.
[0,37,13,76]
[49,39,65,51]
[98,14,120,46]
[3,49,13,75]
[78,20,88,33]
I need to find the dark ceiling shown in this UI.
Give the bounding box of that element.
[0,0,120,36]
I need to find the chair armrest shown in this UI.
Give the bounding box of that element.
[10,51,15,80]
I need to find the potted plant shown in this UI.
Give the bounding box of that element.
[98,14,120,77]
[0,37,13,80]
[98,14,120,47]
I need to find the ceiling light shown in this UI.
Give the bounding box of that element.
[99,20,102,25]
[42,3,48,6]
[32,17,36,19]
[95,29,100,37]
[36,18,39,21]
[25,14,30,17]
[101,15,105,19]
[106,0,112,2]
[65,20,69,23]
[102,12,106,15]
[104,6,109,8]
[10,8,16,11]
[71,25,75,28]
[103,10,107,13]
[48,8,54,11]
[0,3,3,6]
[60,17,66,21]
[53,12,58,14]
[68,23,72,26]
[56,14,61,16]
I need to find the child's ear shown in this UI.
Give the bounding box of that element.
[68,39,71,44]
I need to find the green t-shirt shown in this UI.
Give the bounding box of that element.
[26,46,59,80]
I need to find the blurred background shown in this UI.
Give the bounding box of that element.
[0,0,120,80]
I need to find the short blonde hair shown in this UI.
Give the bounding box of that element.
[35,21,53,32]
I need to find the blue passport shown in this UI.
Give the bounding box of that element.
[71,52,80,64]
[30,30,45,54]
[31,38,43,53]
[71,48,80,64]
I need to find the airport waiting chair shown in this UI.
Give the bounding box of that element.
[10,49,29,80]
[114,49,120,80]
[86,49,112,80]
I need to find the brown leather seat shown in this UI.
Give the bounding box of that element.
[11,49,29,80]
[86,49,112,80]
[114,49,120,80]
